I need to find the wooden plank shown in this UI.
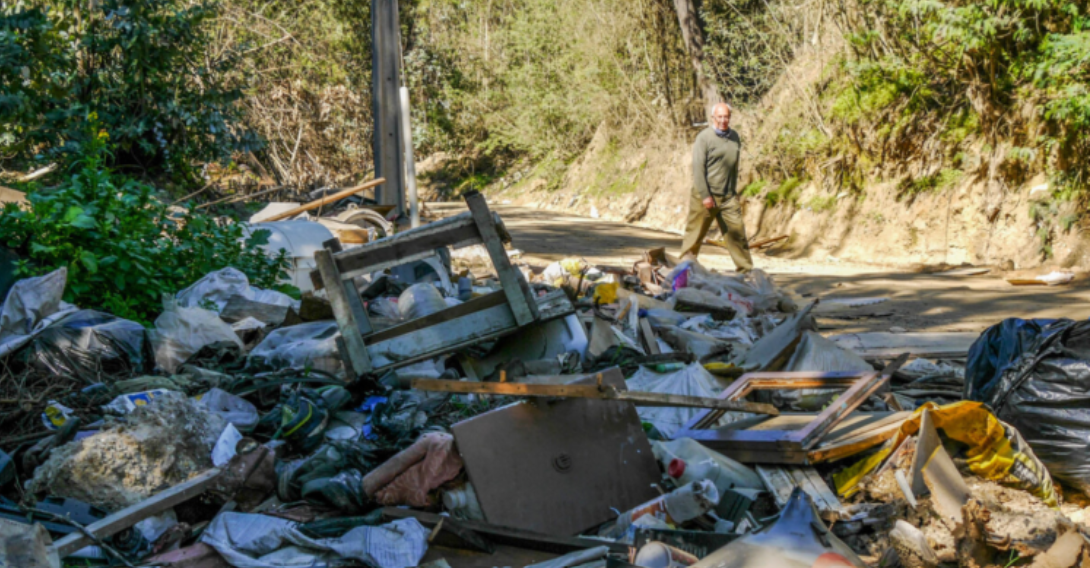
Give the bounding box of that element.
[829,332,978,358]
[465,191,538,326]
[808,419,906,464]
[411,376,779,415]
[365,291,574,373]
[315,248,372,376]
[53,468,222,557]
[256,178,385,223]
[756,465,842,521]
[639,318,661,355]
[381,507,628,555]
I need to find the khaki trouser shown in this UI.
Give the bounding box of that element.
[680,192,754,272]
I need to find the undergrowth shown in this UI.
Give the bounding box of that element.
[0,118,291,325]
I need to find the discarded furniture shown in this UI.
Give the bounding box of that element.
[673,356,906,464]
[312,190,574,378]
[414,367,779,415]
[451,372,661,536]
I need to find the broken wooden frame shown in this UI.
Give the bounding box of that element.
[412,367,779,415]
[313,191,572,377]
[673,357,905,464]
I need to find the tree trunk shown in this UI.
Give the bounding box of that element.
[672,0,719,120]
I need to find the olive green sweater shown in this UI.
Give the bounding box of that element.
[692,127,741,200]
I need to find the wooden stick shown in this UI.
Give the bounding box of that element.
[193,185,286,210]
[411,378,779,415]
[52,468,222,557]
[254,178,385,223]
[748,235,789,249]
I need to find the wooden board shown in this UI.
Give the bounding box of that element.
[756,465,843,521]
[829,332,978,358]
[451,373,661,537]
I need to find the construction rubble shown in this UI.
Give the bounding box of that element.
[2,192,1090,568]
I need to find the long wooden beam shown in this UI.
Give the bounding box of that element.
[256,178,385,223]
[411,377,779,415]
[52,468,222,557]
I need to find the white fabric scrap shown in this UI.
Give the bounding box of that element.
[201,512,428,568]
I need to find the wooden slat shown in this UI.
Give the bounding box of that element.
[756,465,843,521]
[412,375,779,415]
[53,468,222,557]
[465,191,538,326]
[256,178,384,223]
[315,248,372,376]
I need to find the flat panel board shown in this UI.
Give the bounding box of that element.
[453,373,660,536]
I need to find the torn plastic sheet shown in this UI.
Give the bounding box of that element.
[150,299,243,374]
[627,363,737,438]
[248,321,342,377]
[0,267,77,359]
[201,512,428,568]
[19,309,148,377]
[771,331,873,411]
[176,267,299,312]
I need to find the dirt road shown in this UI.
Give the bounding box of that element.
[428,202,1090,335]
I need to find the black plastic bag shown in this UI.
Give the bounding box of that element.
[16,309,149,378]
[964,317,1063,401]
[981,319,1090,493]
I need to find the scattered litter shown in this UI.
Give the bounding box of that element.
[1006,271,1075,286]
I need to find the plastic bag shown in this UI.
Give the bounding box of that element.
[150,299,243,374]
[626,363,731,437]
[834,401,1057,507]
[976,319,1090,494]
[248,321,342,376]
[397,283,446,321]
[18,309,148,377]
[368,297,402,321]
[176,267,298,312]
[198,388,260,431]
[964,317,1061,402]
[773,331,874,411]
[0,267,73,358]
[103,389,173,414]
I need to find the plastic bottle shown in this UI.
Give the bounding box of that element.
[652,438,763,491]
[648,362,686,373]
[602,480,719,538]
[457,277,473,302]
[442,483,485,521]
[669,458,739,495]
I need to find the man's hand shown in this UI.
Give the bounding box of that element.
[702,196,716,210]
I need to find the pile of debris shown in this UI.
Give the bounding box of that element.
[1,191,1089,568]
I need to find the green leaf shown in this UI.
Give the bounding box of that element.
[79,251,98,273]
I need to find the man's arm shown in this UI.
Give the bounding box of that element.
[692,134,711,200]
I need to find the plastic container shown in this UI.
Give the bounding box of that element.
[604,480,719,538]
[443,483,485,521]
[634,541,699,568]
[653,438,763,491]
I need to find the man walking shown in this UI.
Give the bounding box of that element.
[681,102,754,272]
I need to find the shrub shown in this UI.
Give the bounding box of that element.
[0,0,258,180]
[0,119,289,325]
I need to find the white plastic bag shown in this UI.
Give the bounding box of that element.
[248,321,342,376]
[397,283,446,320]
[150,298,244,373]
[198,388,260,431]
[627,363,736,437]
[176,267,298,312]
[0,268,78,358]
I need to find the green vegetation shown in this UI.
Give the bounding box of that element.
[765,177,804,207]
[807,195,837,213]
[0,0,256,182]
[0,120,290,324]
[900,169,964,197]
[741,179,768,197]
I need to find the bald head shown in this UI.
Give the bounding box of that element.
[711,103,732,132]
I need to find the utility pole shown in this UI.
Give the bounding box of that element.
[371,0,405,217]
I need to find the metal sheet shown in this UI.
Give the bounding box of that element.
[452,371,660,536]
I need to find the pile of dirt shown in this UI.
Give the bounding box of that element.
[28,393,226,511]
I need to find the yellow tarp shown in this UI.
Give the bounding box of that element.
[833,401,1057,507]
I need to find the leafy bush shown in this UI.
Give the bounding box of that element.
[765,177,804,207]
[0,120,289,325]
[0,0,258,180]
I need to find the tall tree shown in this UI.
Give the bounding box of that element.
[672,0,719,119]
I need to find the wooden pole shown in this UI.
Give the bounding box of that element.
[254,178,385,223]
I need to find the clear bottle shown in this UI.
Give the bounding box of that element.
[442,482,485,521]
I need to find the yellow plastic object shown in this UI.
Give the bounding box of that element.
[834,401,1057,507]
[703,361,743,379]
[593,282,619,304]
